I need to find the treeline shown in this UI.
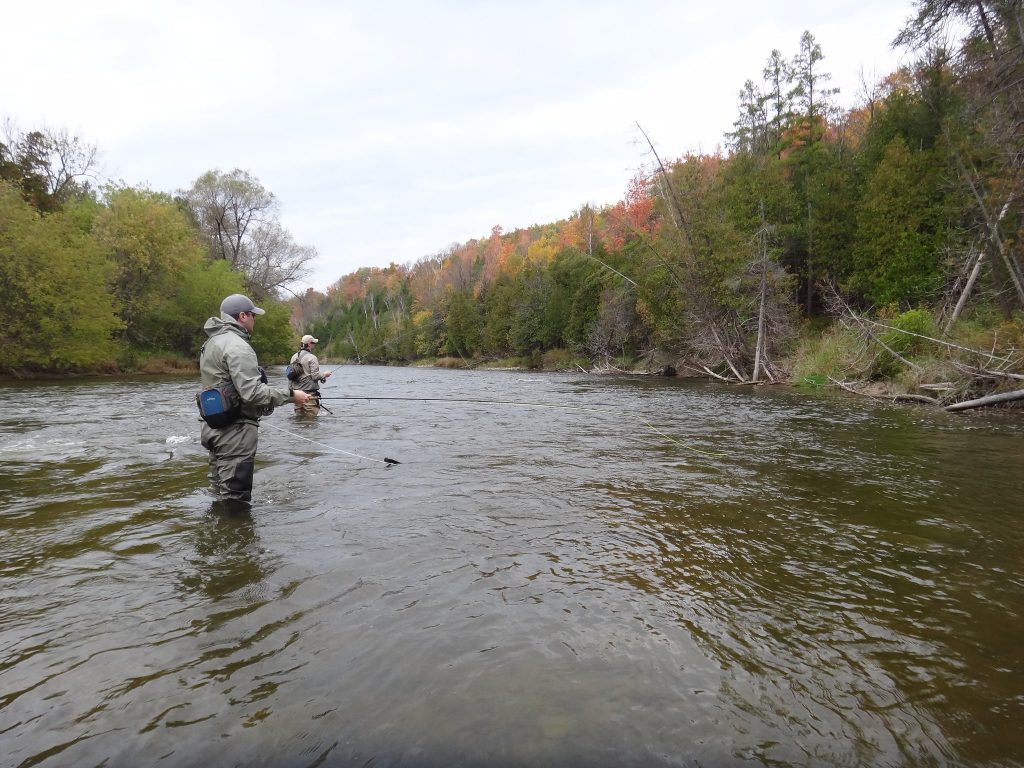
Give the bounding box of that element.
[4,1,1022,401]
[300,4,1023,397]
[0,132,316,372]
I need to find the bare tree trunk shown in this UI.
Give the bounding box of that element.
[347,332,361,364]
[753,278,767,383]
[945,245,985,333]
[636,122,694,252]
[753,202,770,383]
[805,201,814,316]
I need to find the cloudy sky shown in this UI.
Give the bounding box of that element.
[3,1,914,292]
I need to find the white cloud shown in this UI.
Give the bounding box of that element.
[3,0,912,291]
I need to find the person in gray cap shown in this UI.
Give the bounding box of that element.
[199,294,312,503]
[289,333,333,415]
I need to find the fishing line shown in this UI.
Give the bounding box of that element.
[261,421,400,465]
[317,396,725,458]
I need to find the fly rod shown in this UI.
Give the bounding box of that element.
[261,422,400,465]
[316,396,725,458]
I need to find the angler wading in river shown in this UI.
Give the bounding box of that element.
[287,334,332,416]
[196,294,312,503]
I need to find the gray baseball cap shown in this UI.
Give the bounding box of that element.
[220,294,265,317]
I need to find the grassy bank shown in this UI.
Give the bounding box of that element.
[782,308,1024,406]
[401,307,1024,412]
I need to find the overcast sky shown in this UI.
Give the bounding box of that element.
[3,1,913,292]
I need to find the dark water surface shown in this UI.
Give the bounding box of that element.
[1,367,1022,767]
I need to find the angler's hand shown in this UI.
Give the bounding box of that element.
[322,370,333,380]
[292,390,313,405]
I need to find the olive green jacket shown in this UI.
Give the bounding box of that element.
[200,314,292,422]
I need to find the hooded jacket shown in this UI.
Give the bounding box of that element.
[200,314,292,422]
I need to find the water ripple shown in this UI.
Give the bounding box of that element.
[1,371,1023,766]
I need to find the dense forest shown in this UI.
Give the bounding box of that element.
[3,1,1023,408]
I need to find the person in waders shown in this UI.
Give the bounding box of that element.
[198,294,312,503]
[289,334,332,416]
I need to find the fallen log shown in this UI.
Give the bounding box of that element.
[944,388,1024,412]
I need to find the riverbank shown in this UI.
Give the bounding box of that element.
[1,354,197,380]
[4,315,1022,413]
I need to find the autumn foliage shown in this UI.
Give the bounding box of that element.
[299,14,1023,379]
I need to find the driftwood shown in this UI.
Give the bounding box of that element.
[944,388,1024,412]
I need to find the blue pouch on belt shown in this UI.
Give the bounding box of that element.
[195,383,241,428]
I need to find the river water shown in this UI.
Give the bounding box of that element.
[1,366,1022,767]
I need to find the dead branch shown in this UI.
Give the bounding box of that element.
[839,316,920,371]
[827,285,920,370]
[953,361,1024,380]
[702,365,732,382]
[863,318,1012,363]
[636,121,691,246]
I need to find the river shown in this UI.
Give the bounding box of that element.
[1,366,1022,767]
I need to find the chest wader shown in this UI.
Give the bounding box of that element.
[294,392,321,416]
[197,341,262,501]
[201,421,259,502]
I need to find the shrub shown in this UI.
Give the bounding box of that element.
[541,348,587,371]
[787,323,865,385]
[872,308,936,378]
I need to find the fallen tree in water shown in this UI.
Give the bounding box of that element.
[944,388,1024,412]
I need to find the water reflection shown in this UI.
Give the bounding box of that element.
[580,398,1024,765]
[178,502,273,601]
